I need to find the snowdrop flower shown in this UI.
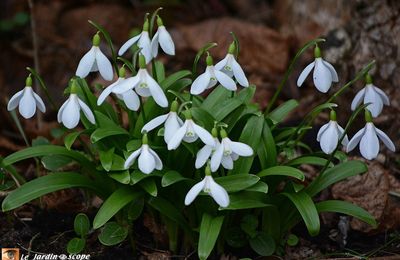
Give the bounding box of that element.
[113,55,168,108]
[184,165,229,207]
[57,80,95,129]
[151,16,175,58]
[141,100,183,143]
[76,33,114,81]
[211,129,253,172]
[346,110,395,160]
[168,110,215,150]
[195,128,219,169]
[97,67,140,111]
[215,41,249,87]
[119,18,152,64]
[351,74,390,117]
[7,75,46,119]
[297,46,338,93]
[317,110,348,154]
[190,55,237,95]
[124,134,162,174]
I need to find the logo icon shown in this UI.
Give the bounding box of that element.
[1,248,19,260]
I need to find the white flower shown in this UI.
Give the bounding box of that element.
[346,122,395,160]
[118,20,152,64]
[113,58,168,108]
[124,144,162,174]
[351,83,390,118]
[190,56,236,95]
[141,109,183,143]
[97,73,140,111]
[210,130,253,172]
[58,84,95,129]
[297,47,338,93]
[195,138,219,169]
[151,17,175,58]
[317,120,348,154]
[215,42,249,87]
[7,78,46,119]
[167,114,215,150]
[184,175,229,207]
[76,34,113,81]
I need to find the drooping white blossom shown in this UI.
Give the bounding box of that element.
[215,42,249,87]
[190,55,237,95]
[297,46,338,93]
[151,16,175,58]
[346,111,395,160]
[7,76,46,119]
[57,81,95,129]
[118,19,152,64]
[351,74,390,117]
[195,138,219,169]
[124,134,162,174]
[317,111,348,154]
[76,34,114,81]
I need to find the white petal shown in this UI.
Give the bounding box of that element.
[359,123,379,160]
[95,47,114,81]
[167,121,188,150]
[231,58,249,87]
[158,26,175,55]
[364,85,383,117]
[76,47,96,78]
[297,61,315,87]
[150,30,159,58]
[214,55,229,71]
[346,127,365,152]
[97,80,120,105]
[57,99,69,123]
[121,90,140,111]
[124,147,142,169]
[164,112,182,143]
[141,114,169,133]
[373,86,390,105]
[337,124,349,146]
[18,87,37,119]
[138,145,156,174]
[317,122,330,142]
[209,178,230,207]
[118,34,141,56]
[375,127,396,152]
[78,99,95,124]
[195,145,213,169]
[190,70,210,95]
[113,75,141,94]
[313,58,333,93]
[7,89,24,111]
[32,91,46,113]
[147,74,168,107]
[193,122,215,146]
[210,143,224,172]
[138,32,152,64]
[221,156,234,170]
[229,139,253,156]
[184,179,206,205]
[215,69,237,91]
[351,88,366,111]
[148,147,163,170]
[61,95,81,129]
[322,60,339,82]
[319,122,339,154]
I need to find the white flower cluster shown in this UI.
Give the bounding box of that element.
[297,46,395,160]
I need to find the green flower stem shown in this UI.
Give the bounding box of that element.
[139,97,146,123]
[149,7,163,38]
[264,38,326,115]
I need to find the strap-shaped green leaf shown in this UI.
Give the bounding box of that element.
[268,99,299,124]
[90,126,129,143]
[257,166,305,181]
[215,174,259,192]
[198,214,224,260]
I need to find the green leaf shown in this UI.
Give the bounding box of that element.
[161,171,187,187]
[241,215,258,238]
[306,160,368,197]
[316,200,377,228]
[99,148,114,172]
[41,155,72,171]
[90,127,129,143]
[2,172,105,211]
[153,60,165,82]
[130,171,155,184]
[64,131,83,150]
[98,222,128,246]
[286,156,332,167]
[257,166,305,181]
[215,174,260,192]
[127,198,144,221]
[222,193,270,210]
[213,98,243,121]
[249,231,275,256]
[139,178,158,197]
[268,99,299,123]
[198,214,224,260]
[191,107,215,130]
[160,70,192,90]
[192,42,217,76]
[257,121,277,168]
[236,85,256,104]
[109,170,130,184]
[282,191,320,236]
[93,187,142,229]
[201,86,231,111]
[74,213,90,236]
[245,181,268,193]
[286,234,299,246]
[67,238,85,254]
